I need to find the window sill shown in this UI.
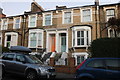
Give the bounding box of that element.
[73,45,89,48]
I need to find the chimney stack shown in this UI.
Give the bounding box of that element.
[0,8,3,14]
[95,0,99,6]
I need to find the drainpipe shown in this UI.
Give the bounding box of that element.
[21,15,24,46]
[95,0,99,39]
[21,13,27,46]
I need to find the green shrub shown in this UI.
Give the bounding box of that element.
[90,38,120,58]
[0,45,9,52]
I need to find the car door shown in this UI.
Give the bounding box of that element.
[86,59,107,80]
[2,53,15,73]
[105,59,120,80]
[12,54,27,75]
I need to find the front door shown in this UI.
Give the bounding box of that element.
[50,34,56,52]
[61,33,66,52]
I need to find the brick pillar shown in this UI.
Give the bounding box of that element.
[49,58,55,66]
[68,57,75,67]
[68,57,76,73]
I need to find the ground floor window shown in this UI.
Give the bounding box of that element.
[77,55,85,65]
[5,32,18,48]
[28,29,43,48]
[72,52,88,65]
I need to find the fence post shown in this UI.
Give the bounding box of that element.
[50,58,55,66]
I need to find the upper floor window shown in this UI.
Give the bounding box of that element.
[28,15,37,27]
[43,13,52,26]
[72,26,91,47]
[108,28,120,38]
[5,32,18,48]
[28,29,43,48]
[14,17,21,29]
[81,9,92,22]
[106,9,115,21]
[63,12,72,24]
[1,19,8,30]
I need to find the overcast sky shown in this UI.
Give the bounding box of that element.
[0,0,120,16]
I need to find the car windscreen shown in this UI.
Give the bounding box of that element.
[25,55,43,64]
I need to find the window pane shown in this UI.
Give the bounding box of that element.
[77,56,85,65]
[15,18,20,29]
[87,60,105,69]
[64,12,71,23]
[3,20,7,30]
[81,38,84,45]
[77,39,80,45]
[106,9,115,21]
[45,14,51,26]
[2,54,14,60]
[7,35,11,41]
[106,59,120,70]
[77,31,80,37]
[82,9,91,22]
[16,55,25,62]
[30,33,37,47]
[38,33,42,47]
[30,16,36,27]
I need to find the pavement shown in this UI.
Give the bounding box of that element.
[56,72,75,79]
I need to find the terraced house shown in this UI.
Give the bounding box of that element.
[0,1,120,66]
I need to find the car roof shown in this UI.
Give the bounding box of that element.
[88,58,120,60]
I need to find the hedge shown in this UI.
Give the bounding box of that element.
[90,38,120,58]
[0,45,9,53]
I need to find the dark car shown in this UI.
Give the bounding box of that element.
[75,58,120,80]
[0,52,56,80]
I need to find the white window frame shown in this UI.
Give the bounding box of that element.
[62,10,73,24]
[28,14,37,28]
[106,9,115,21]
[13,17,21,29]
[81,8,92,22]
[72,52,88,65]
[1,19,8,30]
[4,32,18,47]
[72,26,91,47]
[28,29,44,48]
[43,12,52,26]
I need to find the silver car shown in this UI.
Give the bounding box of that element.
[0,53,56,80]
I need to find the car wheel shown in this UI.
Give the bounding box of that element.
[26,71,37,80]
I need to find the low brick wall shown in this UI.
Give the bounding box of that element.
[50,57,76,74]
[54,65,76,74]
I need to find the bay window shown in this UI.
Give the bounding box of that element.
[72,26,91,47]
[28,29,43,48]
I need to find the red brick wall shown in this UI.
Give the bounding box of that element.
[50,57,76,74]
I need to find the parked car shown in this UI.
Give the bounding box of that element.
[0,52,56,80]
[75,58,120,80]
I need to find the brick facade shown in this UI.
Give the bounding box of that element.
[0,1,120,72]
